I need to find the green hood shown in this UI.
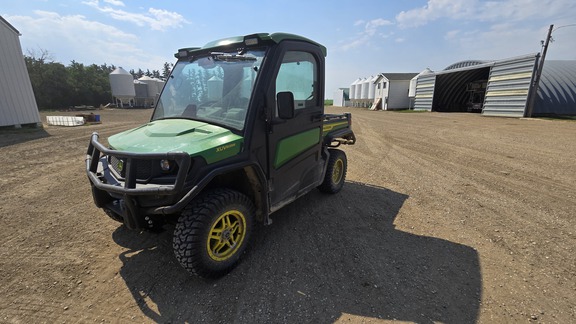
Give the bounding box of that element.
[108,119,243,164]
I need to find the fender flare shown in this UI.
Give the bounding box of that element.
[150,161,269,221]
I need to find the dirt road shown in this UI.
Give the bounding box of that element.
[1,107,574,323]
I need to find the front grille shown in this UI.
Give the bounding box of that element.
[109,156,154,181]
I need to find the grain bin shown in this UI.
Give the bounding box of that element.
[109,67,135,107]
[368,75,378,100]
[133,80,148,107]
[152,77,166,95]
[138,76,158,98]
[360,77,370,100]
[350,78,361,100]
[355,78,364,102]
[138,76,160,107]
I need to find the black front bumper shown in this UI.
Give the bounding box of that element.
[86,132,192,229]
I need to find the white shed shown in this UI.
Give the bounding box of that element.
[373,73,418,110]
[332,88,350,107]
[0,16,41,128]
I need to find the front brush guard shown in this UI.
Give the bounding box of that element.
[86,132,192,229]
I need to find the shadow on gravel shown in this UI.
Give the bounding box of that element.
[0,127,50,148]
[112,181,481,324]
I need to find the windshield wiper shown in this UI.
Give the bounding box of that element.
[211,52,257,62]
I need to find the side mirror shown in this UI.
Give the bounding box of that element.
[276,91,295,119]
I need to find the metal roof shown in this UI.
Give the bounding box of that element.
[444,60,488,71]
[0,15,21,35]
[535,60,576,115]
[375,73,419,82]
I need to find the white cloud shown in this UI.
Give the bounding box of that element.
[396,0,475,28]
[339,35,370,51]
[4,11,160,69]
[446,24,539,60]
[396,0,576,28]
[83,0,188,31]
[339,18,394,50]
[390,0,576,63]
[365,18,393,36]
[444,30,460,40]
[103,0,124,6]
[9,10,138,43]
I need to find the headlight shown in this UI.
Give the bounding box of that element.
[116,159,124,172]
[160,159,172,172]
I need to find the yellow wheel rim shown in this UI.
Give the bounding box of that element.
[207,210,246,261]
[332,158,344,184]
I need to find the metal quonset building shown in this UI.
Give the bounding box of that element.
[534,60,576,115]
[413,53,576,117]
[0,16,41,128]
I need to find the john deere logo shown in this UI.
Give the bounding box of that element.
[116,159,124,172]
[216,143,236,153]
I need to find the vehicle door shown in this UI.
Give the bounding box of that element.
[265,41,325,210]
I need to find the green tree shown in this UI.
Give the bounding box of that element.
[24,48,170,109]
[67,62,114,106]
[25,50,70,109]
[162,62,173,79]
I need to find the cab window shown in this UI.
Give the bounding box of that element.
[275,51,318,111]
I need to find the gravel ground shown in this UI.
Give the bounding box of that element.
[0,107,574,323]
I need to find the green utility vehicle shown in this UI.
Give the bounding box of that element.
[86,33,356,278]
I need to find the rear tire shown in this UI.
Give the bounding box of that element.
[318,149,347,194]
[173,188,254,279]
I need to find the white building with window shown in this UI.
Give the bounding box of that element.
[372,73,418,110]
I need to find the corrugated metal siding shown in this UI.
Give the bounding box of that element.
[0,17,41,127]
[482,54,538,117]
[535,60,576,115]
[413,74,436,111]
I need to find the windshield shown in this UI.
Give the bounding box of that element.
[152,50,265,130]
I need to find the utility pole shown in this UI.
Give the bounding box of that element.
[525,24,554,118]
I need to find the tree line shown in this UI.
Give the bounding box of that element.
[24,50,173,110]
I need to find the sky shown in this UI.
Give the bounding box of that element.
[2,0,576,98]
